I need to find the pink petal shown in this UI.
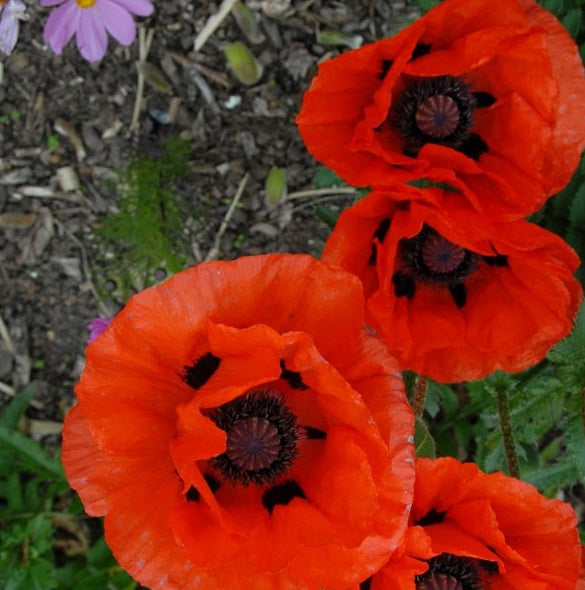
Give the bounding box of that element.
[43,1,80,55]
[40,0,67,7]
[76,8,107,62]
[97,0,136,45]
[0,13,19,55]
[110,0,153,17]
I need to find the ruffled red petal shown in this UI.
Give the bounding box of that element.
[323,189,582,382]
[62,405,211,589]
[62,254,415,589]
[518,0,585,194]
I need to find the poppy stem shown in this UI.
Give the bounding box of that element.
[496,386,520,479]
[412,375,428,417]
[581,385,585,447]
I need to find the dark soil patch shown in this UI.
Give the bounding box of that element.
[0,1,416,422]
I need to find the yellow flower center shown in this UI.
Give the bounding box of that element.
[76,0,96,8]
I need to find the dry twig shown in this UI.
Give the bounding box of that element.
[0,381,15,396]
[55,220,111,317]
[205,174,249,261]
[129,27,155,134]
[0,314,16,354]
[285,186,357,201]
[195,0,239,52]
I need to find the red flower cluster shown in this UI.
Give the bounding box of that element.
[63,255,415,589]
[297,0,585,220]
[298,0,585,382]
[62,0,585,587]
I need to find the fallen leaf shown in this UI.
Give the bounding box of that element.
[0,211,37,229]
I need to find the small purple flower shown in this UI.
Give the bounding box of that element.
[87,317,112,344]
[0,0,28,55]
[41,0,153,63]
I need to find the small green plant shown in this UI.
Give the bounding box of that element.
[0,108,21,125]
[97,136,193,297]
[0,386,136,589]
[46,135,61,152]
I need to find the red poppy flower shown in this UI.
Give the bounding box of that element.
[62,254,415,589]
[296,0,585,220]
[322,186,582,382]
[363,457,581,590]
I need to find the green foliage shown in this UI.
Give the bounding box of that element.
[314,204,339,229]
[0,109,20,125]
[407,178,460,193]
[422,303,585,495]
[0,391,135,589]
[97,136,193,297]
[46,135,61,152]
[413,0,440,12]
[539,154,585,285]
[414,416,436,458]
[312,167,344,190]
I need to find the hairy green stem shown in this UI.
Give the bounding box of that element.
[581,385,585,446]
[496,386,520,479]
[412,375,428,418]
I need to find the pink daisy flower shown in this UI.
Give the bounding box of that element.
[41,0,153,63]
[0,0,28,55]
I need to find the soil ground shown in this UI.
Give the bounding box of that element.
[0,1,418,422]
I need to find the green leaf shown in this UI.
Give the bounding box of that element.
[548,303,585,368]
[18,559,58,590]
[0,384,36,430]
[407,178,460,192]
[0,426,65,481]
[565,410,585,478]
[568,182,585,228]
[224,42,263,86]
[3,473,24,513]
[314,204,339,229]
[551,169,580,221]
[414,417,436,458]
[312,167,344,189]
[416,0,440,12]
[355,187,371,201]
[317,30,363,49]
[264,166,287,205]
[562,7,583,40]
[482,439,506,474]
[232,2,264,44]
[524,460,577,493]
[86,536,113,568]
[540,0,564,15]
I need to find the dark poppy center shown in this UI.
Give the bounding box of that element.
[401,225,478,287]
[417,573,463,590]
[416,554,482,590]
[422,231,466,274]
[391,75,478,157]
[416,95,460,138]
[208,391,299,486]
[226,417,280,472]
